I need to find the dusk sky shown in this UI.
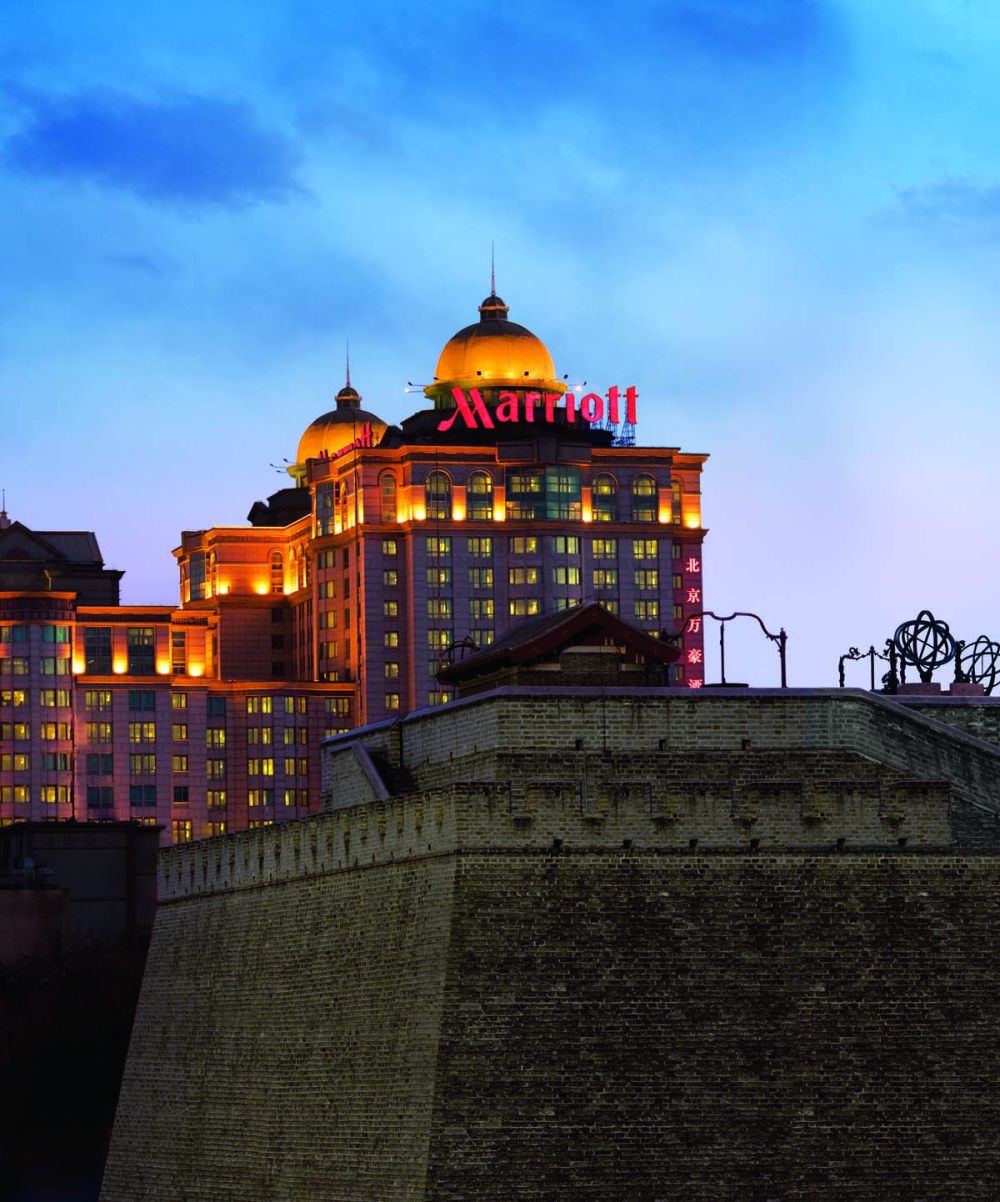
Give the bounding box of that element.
[4,0,1000,686]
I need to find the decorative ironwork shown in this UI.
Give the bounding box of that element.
[838,640,900,692]
[667,610,787,688]
[957,635,1000,694]
[892,610,956,684]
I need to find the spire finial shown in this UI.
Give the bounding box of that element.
[490,242,496,297]
[345,338,351,388]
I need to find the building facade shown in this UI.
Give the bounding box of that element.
[1,291,707,843]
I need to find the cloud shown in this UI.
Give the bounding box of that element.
[660,0,834,61]
[105,252,164,275]
[897,178,1000,235]
[4,87,302,209]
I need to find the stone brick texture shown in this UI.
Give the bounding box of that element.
[101,689,1000,1200]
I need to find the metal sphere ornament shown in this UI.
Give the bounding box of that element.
[892,610,956,684]
[958,635,1000,695]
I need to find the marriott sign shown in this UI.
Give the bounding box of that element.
[437,386,638,433]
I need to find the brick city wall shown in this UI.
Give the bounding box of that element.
[103,837,1000,1201]
[101,689,1000,1201]
[324,688,1000,848]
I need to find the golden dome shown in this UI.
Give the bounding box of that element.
[293,385,387,472]
[425,295,566,404]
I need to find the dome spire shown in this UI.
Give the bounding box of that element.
[335,339,361,409]
[490,241,496,297]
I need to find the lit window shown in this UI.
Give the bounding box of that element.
[425,536,452,558]
[468,568,494,589]
[425,472,452,521]
[592,569,618,588]
[384,601,399,618]
[633,539,658,560]
[509,537,538,555]
[634,600,660,621]
[631,475,657,523]
[467,471,493,520]
[552,566,580,586]
[384,631,399,648]
[385,662,400,679]
[592,474,618,522]
[634,569,659,590]
[385,693,400,710]
[509,599,541,616]
[172,820,193,843]
[382,538,397,556]
[467,537,493,557]
[551,536,580,554]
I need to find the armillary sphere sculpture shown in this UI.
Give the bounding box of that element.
[957,635,1000,695]
[892,610,956,684]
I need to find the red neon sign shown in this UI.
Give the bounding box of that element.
[317,422,374,461]
[437,386,638,433]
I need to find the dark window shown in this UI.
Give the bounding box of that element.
[129,784,156,807]
[207,697,226,717]
[189,552,206,601]
[84,627,112,674]
[173,786,190,804]
[127,627,155,675]
[86,754,114,775]
[86,786,113,808]
[128,690,156,711]
[380,474,397,523]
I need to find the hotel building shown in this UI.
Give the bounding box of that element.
[0,291,706,842]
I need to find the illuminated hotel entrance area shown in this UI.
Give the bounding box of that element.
[1,291,707,842]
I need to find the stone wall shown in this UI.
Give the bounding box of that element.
[103,837,1000,1201]
[102,689,1000,1201]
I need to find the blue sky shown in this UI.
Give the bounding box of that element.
[3,0,1000,685]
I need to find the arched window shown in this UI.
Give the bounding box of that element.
[380,473,397,523]
[467,471,493,520]
[631,474,657,523]
[425,471,452,521]
[592,474,618,522]
[270,551,284,594]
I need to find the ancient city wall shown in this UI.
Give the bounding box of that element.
[104,837,1000,1202]
[101,848,457,1202]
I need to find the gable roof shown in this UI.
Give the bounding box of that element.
[437,601,678,684]
[0,522,103,565]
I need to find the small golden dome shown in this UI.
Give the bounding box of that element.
[425,294,566,403]
[293,384,387,471]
